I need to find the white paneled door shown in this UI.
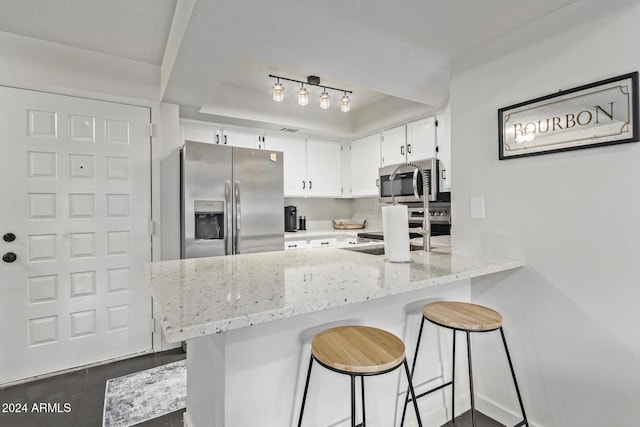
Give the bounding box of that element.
[0,87,152,385]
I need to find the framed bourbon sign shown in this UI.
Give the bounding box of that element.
[498,72,638,159]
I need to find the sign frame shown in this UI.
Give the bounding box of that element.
[498,72,639,160]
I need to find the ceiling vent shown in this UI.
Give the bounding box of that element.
[280,128,299,133]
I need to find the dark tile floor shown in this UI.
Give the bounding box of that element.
[0,349,186,427]
[442,409,506,427]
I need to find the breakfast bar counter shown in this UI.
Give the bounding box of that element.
[146,247,524,427]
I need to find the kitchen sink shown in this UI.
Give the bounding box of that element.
[340,244,425,255]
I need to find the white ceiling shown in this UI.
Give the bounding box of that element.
[0,0,176,65]
[1,0,636,138]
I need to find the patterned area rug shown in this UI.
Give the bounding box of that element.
[102,360,186,427]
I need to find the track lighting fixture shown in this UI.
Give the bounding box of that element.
[341,92,351,112]
[268,74,353,112]
[319,90,330,109]
[272,78,284,102]
[298,84,309,106]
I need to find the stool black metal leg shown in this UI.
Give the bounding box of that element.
[351,375,357,427]
[466,331,476,427]
[499,327,529,426]
[361,376,366,426]
[400,316,426,426]
[297,356,314,427]
[403,358,423,427]
[451,329,456,423]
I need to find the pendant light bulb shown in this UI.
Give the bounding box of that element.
[273,80,284,102]
[320,90,330,109]
[341,93,351,112]
[298,85,309,106]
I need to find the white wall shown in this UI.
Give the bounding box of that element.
[450,3,640,426]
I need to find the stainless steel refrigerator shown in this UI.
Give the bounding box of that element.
[179,141,284,258]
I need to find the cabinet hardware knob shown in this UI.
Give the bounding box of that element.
[3,233,16,242]
[302,181,305,189]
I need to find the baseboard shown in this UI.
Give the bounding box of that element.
[475,394,539,427]
[402,393,472,427]
[183,411,193,427]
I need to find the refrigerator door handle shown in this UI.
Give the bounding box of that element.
[234,181,241,254]
[225,180,232,255]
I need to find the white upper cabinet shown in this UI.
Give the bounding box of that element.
[435,103,451,191]
[306,139,343,197]
[380,125,407,166]
[380,118,437,166]
[181,120,264,148]
[349,133,380,197]
[263,134,307,197]
[181,120,221,144]
[407,116,437,161]
[264,135,342,198]
[222,128,261,149]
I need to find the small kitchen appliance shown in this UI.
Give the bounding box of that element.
[285,205,298,231]
[378,158,440,203]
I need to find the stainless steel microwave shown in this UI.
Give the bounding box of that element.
[378,158,439,203]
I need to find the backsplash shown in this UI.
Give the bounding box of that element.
[284,197,383,231]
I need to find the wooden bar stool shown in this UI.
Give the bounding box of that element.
[298,325,423,427]
[401,301,528,427]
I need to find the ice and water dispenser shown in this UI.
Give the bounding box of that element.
[194,200,224,240]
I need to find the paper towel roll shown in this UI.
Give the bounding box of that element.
[382,205,410,262]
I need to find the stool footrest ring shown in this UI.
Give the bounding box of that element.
[407,380,452,402]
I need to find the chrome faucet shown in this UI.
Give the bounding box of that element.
[389,161,431,252]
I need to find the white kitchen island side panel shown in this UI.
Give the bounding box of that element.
[185,279,473,427]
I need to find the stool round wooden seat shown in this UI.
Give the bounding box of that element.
[299,325,423,427]
[401,301,528,427]
[311,326,405,374]
[423,301,503,332]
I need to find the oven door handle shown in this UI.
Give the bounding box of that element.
[412,169,420,200]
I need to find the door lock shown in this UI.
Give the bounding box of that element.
[3,233,16,242]
[2,252,17,263]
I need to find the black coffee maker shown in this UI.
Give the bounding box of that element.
[284,205,297,232]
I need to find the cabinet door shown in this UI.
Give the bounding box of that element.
[181,121,221,144]
[222,128,259,148]
[309,238,338,248]
[284,240,308,250]
[264,134,307,197]
[435,104,451,191]
[349,133,380,197]
[407,117,436,161]
[381,125,407,166]
[307,139,342,197]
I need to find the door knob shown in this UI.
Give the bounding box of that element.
[3,233,15,242]
[3,252,17,263]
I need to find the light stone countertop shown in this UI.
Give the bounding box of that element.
[146,247,523,343]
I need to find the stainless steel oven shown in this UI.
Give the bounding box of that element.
[378,158,439,203]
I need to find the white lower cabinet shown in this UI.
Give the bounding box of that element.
[284,240,308,250]
[342,236,358,247]
[309,238,339,248]
[284,234,366,250]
